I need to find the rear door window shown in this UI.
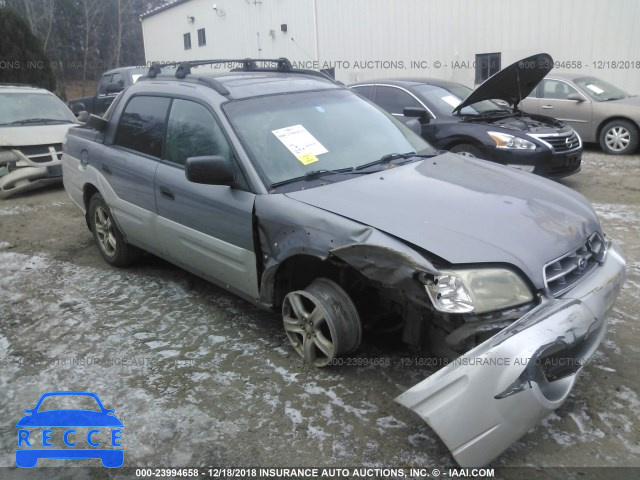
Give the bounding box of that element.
[97,74,112,95]
[374,86,422,115]
[351,85,375,101]
[114,95,170,158]
[111,72,124,89]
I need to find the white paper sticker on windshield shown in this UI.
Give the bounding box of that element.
[272,124,328,165]
[586,84,604,95]
[441,95,461,108]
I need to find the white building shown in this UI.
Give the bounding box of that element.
[141,0,640,92]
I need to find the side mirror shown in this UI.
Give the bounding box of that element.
[105,82,124,94]
[185,155,235,186]
[77,111,90,123]
[403,107,430,123]
[87,114,108,132]
[405,118,422,136]
[567,92,585,102]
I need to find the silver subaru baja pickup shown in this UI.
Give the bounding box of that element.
[62,58,626,466]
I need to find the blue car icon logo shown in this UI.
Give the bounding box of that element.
[16,391,123,468]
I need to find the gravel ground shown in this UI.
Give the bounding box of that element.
[0,146,639,479]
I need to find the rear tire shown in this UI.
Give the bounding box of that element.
[599,120,639,155]
[282,278,362,367]
[450,144,483,158]
[88,193,140,267]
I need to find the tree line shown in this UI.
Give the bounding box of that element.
[0,0,164,99]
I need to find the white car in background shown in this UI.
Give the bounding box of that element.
[0,85,78,199]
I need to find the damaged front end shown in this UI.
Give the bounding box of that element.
[395,241,626,466]
[254,185,625,467]
[0,146,64,199]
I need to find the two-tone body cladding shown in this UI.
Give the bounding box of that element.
[62,58,626,467]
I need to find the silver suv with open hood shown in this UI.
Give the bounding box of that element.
[62,59,626,466]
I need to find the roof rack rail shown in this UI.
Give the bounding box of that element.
[144,57,339,84]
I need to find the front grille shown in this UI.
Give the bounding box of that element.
[16,144,62,163]
[548,155,581,176]
[536,132,581,153]
[544,232,606,296]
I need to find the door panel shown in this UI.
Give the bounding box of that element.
[100,145,160,252]
[539,79,593,141]
[519,96,540,115]
[155,165,258,299]
[102,95,170,251]
[155,98,258,299]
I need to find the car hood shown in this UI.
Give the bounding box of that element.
[454,53,553,114]
[462,112,568,132]
[16,410,123,427]
[0,123,77,147]
[285,153,599,288]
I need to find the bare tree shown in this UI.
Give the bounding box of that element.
[6,0,55,49]
[79,0,105,96]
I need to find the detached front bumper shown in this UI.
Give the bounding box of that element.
[0,165,62,199]
[396,241,626,467]
[0,146,63,199]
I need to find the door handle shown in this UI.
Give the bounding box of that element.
[541,105,554,109]
[159,186,175,200]
[102,165,112,175]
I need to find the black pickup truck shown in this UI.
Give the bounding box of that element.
[68,66,147,117]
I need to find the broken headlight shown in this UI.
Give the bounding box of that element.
[423,268,533,314]
[488,132,536,150]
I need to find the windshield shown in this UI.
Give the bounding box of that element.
[413,83,508,115]
[224,89,434,186]
[0,92,76,126]
[574,76,630,101]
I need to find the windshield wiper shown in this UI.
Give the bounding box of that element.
[6,118,71,125]
[270,167,361,189]
[354,152,437,171]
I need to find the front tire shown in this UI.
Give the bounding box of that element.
[450,143,483,158]
[88,193,140,267]
[599,120,639,154]
[282,278,362,367]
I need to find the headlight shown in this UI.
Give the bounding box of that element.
[488,132,536,150]
[423,268,534,314]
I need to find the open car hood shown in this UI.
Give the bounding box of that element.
[453,53,553,113]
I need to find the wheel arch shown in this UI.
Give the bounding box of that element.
[442,136,486,151]
[268,252,359,310]
[596,116,640,140]
[82,182,100,229]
